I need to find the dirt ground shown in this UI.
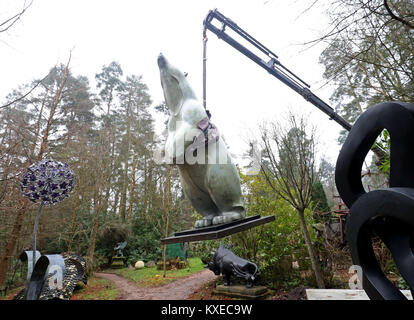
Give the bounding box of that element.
[96,269,217,300]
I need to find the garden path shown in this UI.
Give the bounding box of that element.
[96,269,216,300]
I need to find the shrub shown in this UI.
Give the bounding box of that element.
[230,172,318,288]
[123,217,162,266]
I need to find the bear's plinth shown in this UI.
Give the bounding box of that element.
[161,215,275,244]
[214,284,269,299]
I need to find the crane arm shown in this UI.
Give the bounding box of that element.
[203,9,352,132]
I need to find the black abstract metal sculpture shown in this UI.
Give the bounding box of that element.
[207,244,258,288]
[335,101,414,300]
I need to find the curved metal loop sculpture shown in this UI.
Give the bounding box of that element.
[14,252,87,300]
[335,101,414,300]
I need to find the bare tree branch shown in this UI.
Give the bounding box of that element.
[0,0,34,33]
[0,72,51,110]
[383,0,414,29]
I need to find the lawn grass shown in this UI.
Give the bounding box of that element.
[70,276,121,300]
[109,257,205,287]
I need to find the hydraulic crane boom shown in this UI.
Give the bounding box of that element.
[203,9,352,132]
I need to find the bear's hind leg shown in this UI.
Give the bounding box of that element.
[205,160,246,226]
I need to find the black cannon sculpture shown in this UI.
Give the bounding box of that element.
[207,244,258,288]
[335,101,414,300]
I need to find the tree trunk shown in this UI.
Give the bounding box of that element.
[113,189,119,216]
[119,99,132,221]
[297,209,325,289]
[37,54,71,160]
[145,158,153,220]
[0,199,28,288]
[127,149,136,223]
[89,193,103,266]
[67,198,79,252]
[31,92,47,158]
[162,166,171,278]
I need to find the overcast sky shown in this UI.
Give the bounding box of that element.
[0,0,342,167]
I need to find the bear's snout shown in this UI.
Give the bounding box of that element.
[158,53,167,68]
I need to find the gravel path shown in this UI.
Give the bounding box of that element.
[96,269,216,300]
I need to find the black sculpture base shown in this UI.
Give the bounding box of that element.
[161,215,275,244]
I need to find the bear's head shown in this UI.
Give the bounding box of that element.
[157,53,197,116]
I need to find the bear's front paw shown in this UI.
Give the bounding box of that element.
[195,218,212,228]
[212,212,244,225]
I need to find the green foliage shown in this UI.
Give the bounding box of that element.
[94,221,131,265]
[42,237,68,254]
[319,1,414,145]
[311,180,331,223]
[92,217,163,268]
[195,172,318,289]
[311,181,330,213]
[247,204,315,288]
[122,216,162,266]
[398,277,409,290]
[375,130,391,176]
[0,257,26,296]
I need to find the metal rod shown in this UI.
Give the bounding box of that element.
[32,201,44,275]
[203,26,207,109]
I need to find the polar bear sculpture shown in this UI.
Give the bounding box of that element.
[157,53,245,228]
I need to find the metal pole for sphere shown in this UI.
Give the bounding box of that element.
[32,201,44,274]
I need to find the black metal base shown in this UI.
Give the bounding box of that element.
[161,215,275,244]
